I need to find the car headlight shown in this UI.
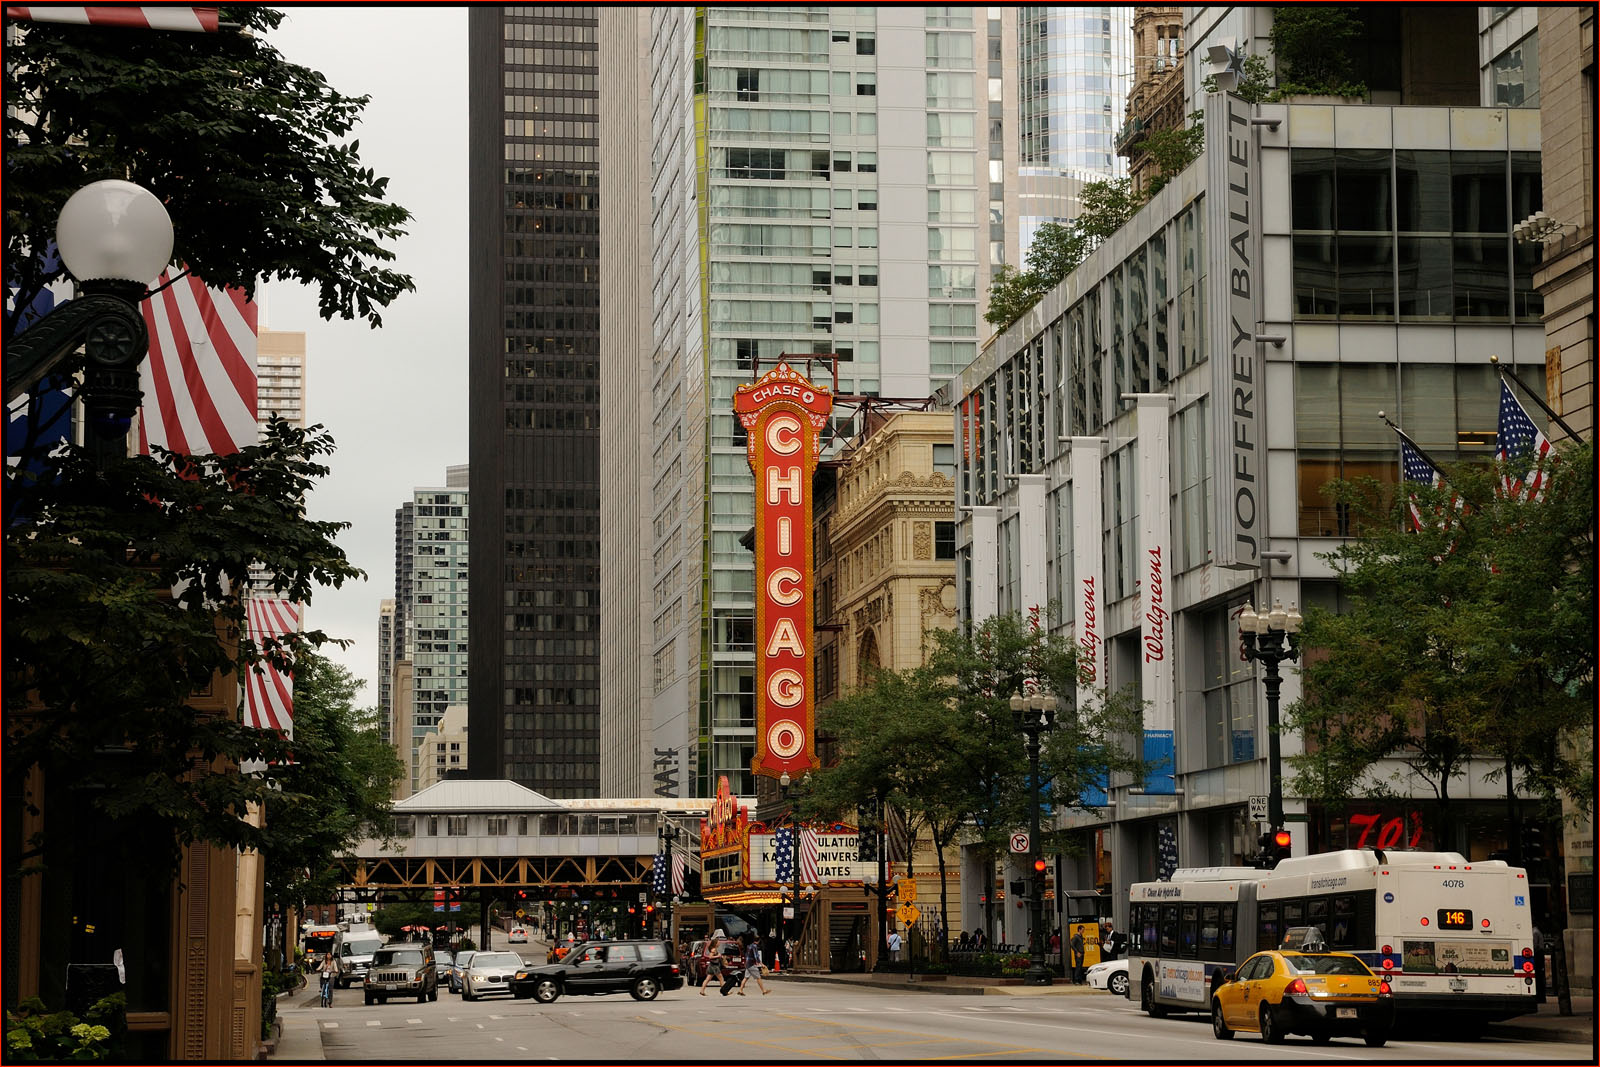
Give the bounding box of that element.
[516,972,529,980]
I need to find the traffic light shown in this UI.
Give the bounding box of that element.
[1522,823,1545,860]
[1257,829,1292,869]
[1032,858,1048,874]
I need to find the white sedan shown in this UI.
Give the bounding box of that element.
[462,951,524,1000]
[1086,958,1129,997]
[508,927,529,944]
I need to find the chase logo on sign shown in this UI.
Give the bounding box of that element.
[1384,892,1395,903]
[1515,895,1526,907]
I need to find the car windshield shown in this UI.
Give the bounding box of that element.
[1285,954,1370,976]
[473,953,522,968]
[373,948,424,966]
[436,952,455,965]
[456,951,476,967]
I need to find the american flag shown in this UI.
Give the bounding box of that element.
[6,251,75,484]
[671,851,686,895]
[1497,380,1553,502]
[4,6,220,31]
[1400,437,1455,535]
[651,851,669,898]
[774,825,818,885]
[243,596,298,736]
[137,271,258,457]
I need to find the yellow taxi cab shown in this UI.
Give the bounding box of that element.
[1211,949,1395,1047]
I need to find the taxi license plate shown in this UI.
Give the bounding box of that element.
[385,984,397,991]
[1337,1007,1357,1019]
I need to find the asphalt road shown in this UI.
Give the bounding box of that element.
[288,978,1586,1061]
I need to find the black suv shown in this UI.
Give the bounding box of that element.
[364,942,438,1005]
[510,940,682,1004]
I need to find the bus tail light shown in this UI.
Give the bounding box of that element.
[1420,917,1430,926]
[1381,945,1393,955]
[1523,961,1535,973]
[1382,958,1394,971]
[1522,947,1534,958]
[1378,980,1392,995]
[1285,978,1308,996]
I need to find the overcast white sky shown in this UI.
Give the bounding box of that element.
[264,8,468,703]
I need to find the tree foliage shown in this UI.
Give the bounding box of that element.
[985,179,1141,330]
[807,613,1148,936]
[261,653,404,911]
[4,419,366,870]
[1270,6,1368,100]
[1285,444,1596,839]
[3,5,413,335]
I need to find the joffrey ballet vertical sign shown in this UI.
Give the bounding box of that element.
[734,363,832,777]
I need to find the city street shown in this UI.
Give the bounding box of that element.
[281,978,1587,1062]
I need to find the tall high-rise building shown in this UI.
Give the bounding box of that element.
[255,327,308,431]
[597,8,656,797]
[467,6,602,798]
[376,598,396,746]
[639,8,989,797]
[403,477,469,792]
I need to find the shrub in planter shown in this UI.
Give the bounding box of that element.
[5,994,124,1062]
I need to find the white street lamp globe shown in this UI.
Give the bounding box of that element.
[55,179,174,288]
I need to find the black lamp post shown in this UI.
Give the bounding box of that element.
[4,180,173,469]
[1238,600,1302,859]
[779,772,801,957]
[1009,691,1056,987]
[657,819,679,940]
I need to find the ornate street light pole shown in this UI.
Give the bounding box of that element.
[1239,600,1302,863]
[1009,691,1056,987]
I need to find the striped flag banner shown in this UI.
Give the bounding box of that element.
[137,270,258,458]
[4,6,219,31]
[671,852,686,895]
[800,827,820,886]
[1496,380,1554,503]
[244,596,299,736]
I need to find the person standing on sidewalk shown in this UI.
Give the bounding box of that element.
[1068,929,1086,984]
[887,929,903,963]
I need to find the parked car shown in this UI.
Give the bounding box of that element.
[462,950,525,1001]
[511,940,683,1004]
[434,950,455,984]
[1086,958,1129,997]
[686,940,708,986]
[1211,951,1395,1047]
[447,949,477,994]
[508,926,529,944]
[363,942,438,1005]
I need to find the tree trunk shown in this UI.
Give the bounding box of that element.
[935,837,951,964]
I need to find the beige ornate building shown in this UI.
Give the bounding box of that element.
[820,411,960,689]
[1116,6,1187,195]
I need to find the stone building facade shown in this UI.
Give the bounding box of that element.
[1116,6,1186,195]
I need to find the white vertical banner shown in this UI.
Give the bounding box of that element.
[1068,439,1105,715]
[1133,394,1175,794]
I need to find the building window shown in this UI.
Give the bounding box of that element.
[934,520,957,560]
[446,816,468,836]
[426,817,439,836]
[394,816,415,836]
[486,815,509,836]
[1491,31,1539,108]
[1200,601,1257,767]
[856,33,875,55]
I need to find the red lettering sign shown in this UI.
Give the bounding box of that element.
[1143,546,1167,662]
[1078,576,1099,684]
[1348,810,1425,850]
[734,363,832,778]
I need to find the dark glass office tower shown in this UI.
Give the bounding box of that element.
[467,5,601,797]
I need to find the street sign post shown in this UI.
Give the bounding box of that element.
[1248,795,1269,823]
[896,903,920,925]
[1009,832,1030,854]
[899,877,917,902]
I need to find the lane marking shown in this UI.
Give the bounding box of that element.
[322,1022,338,1029]
[446,1016,458,1022]
[365,1020,381,1027]
[406,1018,422,1024]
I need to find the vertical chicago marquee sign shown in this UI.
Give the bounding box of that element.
[734,363,832,778]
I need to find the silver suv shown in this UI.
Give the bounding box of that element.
[364,942,438,1005]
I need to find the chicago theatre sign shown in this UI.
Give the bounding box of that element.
[734,363,832,778]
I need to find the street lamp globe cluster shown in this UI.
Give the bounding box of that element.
[1238,600,1302,867]
[1008,690,1056,987]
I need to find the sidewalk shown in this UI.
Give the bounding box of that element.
[1484,995,1596,1045]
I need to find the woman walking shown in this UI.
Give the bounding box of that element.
[699,929,727,996]
[738,932,771,995]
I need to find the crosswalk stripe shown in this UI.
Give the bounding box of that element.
[322,1022,338,1029]
[366,1020,381,1027]
[406,1018,422,1024]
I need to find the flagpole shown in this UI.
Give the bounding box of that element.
[1490,355,1585,443]
[1378,411,1453,482]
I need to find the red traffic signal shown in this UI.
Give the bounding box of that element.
[1273,829,1292,849]
[1033,858,1048,873]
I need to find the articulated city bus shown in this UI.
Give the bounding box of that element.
[1128,849,1538,1027]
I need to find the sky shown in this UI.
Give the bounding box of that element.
[263,8,468,704]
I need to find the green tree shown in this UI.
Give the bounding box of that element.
[3,6,413,336]
[986,179,1142,332]
[1141,124,1205,196]
[1270,6,1367,100]
[261,654,405,921]
[1284,445,1595,847]
[809,614,1148,945]
[4,419,364,869]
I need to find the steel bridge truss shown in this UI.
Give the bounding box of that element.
[337,854,653,892]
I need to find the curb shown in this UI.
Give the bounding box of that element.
[1483,1021,1596,1046]
[776,973,1110,998]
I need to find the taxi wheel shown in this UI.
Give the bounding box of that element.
[1259,1004,1285,1044]
[1311,1031,1332,1045]
[1364,1028,1389,1048]
[1211,1000,1234,1040]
